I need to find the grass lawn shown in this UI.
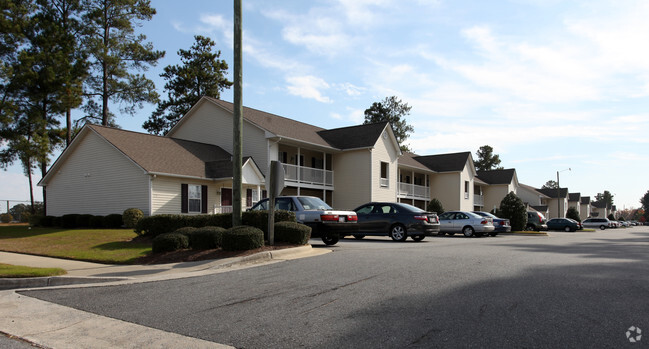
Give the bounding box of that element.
[0,225,151,264]
[0,263,66,278]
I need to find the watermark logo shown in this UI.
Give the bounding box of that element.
[626,326,642,343]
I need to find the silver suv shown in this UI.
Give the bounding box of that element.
[582,218,611,230]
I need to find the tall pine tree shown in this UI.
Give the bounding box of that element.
[82,0,164,126]
[143,35,232,135]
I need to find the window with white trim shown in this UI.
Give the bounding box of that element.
[380,162,389,187]
[188,185,202,212]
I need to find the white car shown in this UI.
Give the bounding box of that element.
[582,218,611,230]
[437,211,495,237]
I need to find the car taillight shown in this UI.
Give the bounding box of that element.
[538,215,543,223]
[481,220,488,224]
[414,215,429,222]
[347,215,357,222]
[320,214,339,221]
[499,221,505,226]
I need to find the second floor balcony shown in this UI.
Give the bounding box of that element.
[282,163,333,188]
[398,182,430,200]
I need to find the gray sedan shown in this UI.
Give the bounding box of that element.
[437,211,495,237]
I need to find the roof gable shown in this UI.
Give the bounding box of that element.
[317,122,390,150]
[413,152,472,172]
[476,169,516,185]
[568,192,581,202]
[537,187,569,198]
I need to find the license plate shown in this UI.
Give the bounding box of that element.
[339,216,345,222]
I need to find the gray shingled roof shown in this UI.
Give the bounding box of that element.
[568,192,581,202]
[207,98,389,150]
[398,152,433,171]
[592,201,610,209]
[90,125,234,179]
[476,169,516,185]
[413,152,472,172]
[580,196,591,204]
[537,187,569,198]
[317,122,389,150]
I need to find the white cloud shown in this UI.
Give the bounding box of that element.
[285,75,333,103]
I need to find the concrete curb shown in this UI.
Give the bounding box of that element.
[500,232,549,236]
[0,276,131,291]
[0,245,319,290]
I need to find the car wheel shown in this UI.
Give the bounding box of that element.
[389,224,408,242]
[524,224,534,231]
[600,225,606,230]
[353,235,365,240]
[564,226,571,232]
[321,234,339,246]
[411,235,425,242]
[462,226,475,237]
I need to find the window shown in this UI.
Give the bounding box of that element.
[464,181,469,199]
[188,185,201,212]
[380,162,389,187]
[278,151,288,163]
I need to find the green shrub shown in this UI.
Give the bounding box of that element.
[61,214,80,228]
[28,214,43,227]
[274,221,311,245]
[0,213,12,223]
[89,215,105,228]
[499,192,527,231]
[152,233,189,253]
[135,213,234,237]
[76,214,94,228]
[221,225,264,251]
[123,208,144,229]
[174,226,198,236]
[426,198,444,215]
[19,211,31,223]
[188,226,226,250]
[566,207,581,222]
[104,214,124,229]
[242,210,297,237]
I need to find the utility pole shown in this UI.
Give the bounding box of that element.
[232,0,243,226]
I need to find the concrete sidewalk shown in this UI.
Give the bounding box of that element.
[0,245,330,289]
[0,245,330,348]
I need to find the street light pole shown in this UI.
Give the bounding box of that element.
[557,168,571,218]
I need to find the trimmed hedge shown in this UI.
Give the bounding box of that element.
[188,226,226,250]
[221,225,264,251]
[123,208,144,229]
[135,211,296,238]
[274,221,311,245]
[152,233,189,253]
[104,214,124,228]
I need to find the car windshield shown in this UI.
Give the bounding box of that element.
[474,211,497,218]
[297,197,331,210]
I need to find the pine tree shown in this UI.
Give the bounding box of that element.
[143,35,232,135]
[82,0,164,126]
[364,96,414,152]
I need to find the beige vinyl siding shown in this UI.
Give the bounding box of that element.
[170,101,270,176]
[482,185,510,212]
[458,162,474,211]
[45,131,149,216]
[430,173,460,210]
[332,149,371,210]
[370,131,398,202]
[152,176,233,215]
[580,204,590,219]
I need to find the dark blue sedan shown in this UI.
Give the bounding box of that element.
[472,211,511,235]
[353,202,440,242]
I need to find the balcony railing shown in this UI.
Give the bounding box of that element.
[398,182,430,199]
[474,194,484,206]
[282,163,333,187]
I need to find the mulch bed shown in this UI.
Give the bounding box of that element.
[132,241,301,265]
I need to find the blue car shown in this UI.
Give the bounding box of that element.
[471,211,511,235]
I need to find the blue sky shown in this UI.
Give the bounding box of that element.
[2,0,648,212]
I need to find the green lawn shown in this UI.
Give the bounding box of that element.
[0,226,151,264]
[0,263,67,278]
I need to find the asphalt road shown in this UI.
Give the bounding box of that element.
[22,227,649,348]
